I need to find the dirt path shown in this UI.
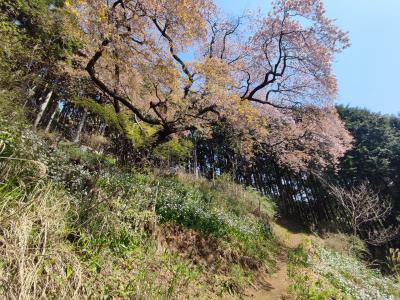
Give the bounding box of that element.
[245,257,290,300]
[243,223,305,300]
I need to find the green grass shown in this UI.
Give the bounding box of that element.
[0,125,279,298]
[288,242,400,300]
[2,99,397,299]
[0,160,211,298]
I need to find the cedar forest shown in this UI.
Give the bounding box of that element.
[0,0,399,299]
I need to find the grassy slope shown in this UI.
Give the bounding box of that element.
[287,235,400,299]
[0,102,280,298]
[0,97,399,299]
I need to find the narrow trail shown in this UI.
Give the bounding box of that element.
[243,222,306,300]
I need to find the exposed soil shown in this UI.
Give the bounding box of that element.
[243,221,305,300]
[157,221,306,300]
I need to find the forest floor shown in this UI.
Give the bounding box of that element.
[243,220,307,300]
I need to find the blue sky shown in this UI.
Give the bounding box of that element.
[215,0,400,115]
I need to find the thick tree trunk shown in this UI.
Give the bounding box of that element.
[33,90,53,130]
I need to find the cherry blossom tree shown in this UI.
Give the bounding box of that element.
[72,0,352,170]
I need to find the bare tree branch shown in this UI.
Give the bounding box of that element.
[85,39,161,125]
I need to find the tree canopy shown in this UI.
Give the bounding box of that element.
[69,0,352,170]
[336,105,400,222]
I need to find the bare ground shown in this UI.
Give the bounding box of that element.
[242,221,306,300]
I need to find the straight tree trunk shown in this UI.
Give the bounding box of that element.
[33,89,53,130]
[45,103,58,133]
[193,139,199,178]
[73,109,88,143]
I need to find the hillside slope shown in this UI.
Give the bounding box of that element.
[0,111,399,299]
[0,114,279,298]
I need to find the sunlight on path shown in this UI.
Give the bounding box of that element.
[243,222,308,299]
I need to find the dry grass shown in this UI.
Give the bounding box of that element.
[0,159,279,299]
[322,233,368,259]
[0,161,84,299]
[81,133,110,152]
[0,162,217,299]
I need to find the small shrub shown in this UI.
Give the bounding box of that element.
[288,245,309,268]
[323,233,368,259]
[0,131,16,157]
[81,133,110,152]
[221,264,247,295]
[386,248,400,276]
